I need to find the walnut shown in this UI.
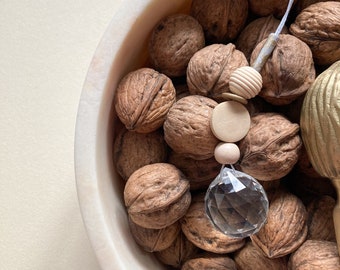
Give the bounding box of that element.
[182,256,237,270]
[168,151,221,191]
[113,128,167,180]
[186,43,248,101]
[234,241,288,270]
[290,1,340,66]
[124,163,191,229]
[250,190,308,258]
[190,0,248,44]
[115,68,176,133]
[149,14,205,77]
[236,15,288,61]
[248,0,297,17]
[288,240,340,269]
[239,113,302,181]
[181,193,246,254]
[163,95,219,160]
[294,0,340,13]
[155,231,199,268]
[128,217,180,252]
[250,34,315,105]
[307,196,336,242]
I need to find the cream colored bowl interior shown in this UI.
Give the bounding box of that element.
[74,1,192,269]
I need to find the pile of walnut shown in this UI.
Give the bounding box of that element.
[113,1,340,269]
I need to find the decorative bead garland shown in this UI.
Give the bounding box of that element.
[210,0,295,166]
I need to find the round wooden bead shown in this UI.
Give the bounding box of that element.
[229,66,263,99]
[214,142,240,165]
[210,101,251,142]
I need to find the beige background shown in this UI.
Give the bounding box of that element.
[0,1,122,269]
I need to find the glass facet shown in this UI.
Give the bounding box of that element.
[205,166,269,238]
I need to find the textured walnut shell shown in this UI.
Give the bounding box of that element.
[307,196,336,242]
[164,95,219,160]
[181,194,246,254]
[155,231,199,268]
[168,151,221,191]
[187,43,248,101]
[290,1,340,66]
[288,240,340,270]
[250,34,315,105]
[190,0,248,43]
[115,68,176,133]
[236,15,288,61]
[149,14,205,77]
[234,241,288,270]
[128,217,180,252]
[182,256,237,270]
[239,113,302,181]
[113,128,167,180]
[250,190,308,258]
[294,0,340,13]
[248,0,297,17]
[124,163,191,229]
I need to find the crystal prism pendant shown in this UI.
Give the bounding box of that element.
[205,166,269,238]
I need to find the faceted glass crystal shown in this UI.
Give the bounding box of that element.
[205,166,269,238]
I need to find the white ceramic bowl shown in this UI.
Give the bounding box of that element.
[75,1,191,269]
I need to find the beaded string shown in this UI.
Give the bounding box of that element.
[205,0,296,238]
[211,0,295,165]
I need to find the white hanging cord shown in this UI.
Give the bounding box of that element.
[252,0,295,72]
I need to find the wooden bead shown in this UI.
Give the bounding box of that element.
[221,92,248,105]
[229,66,262,99]
[210,101,251,142]
[214,142,240,165]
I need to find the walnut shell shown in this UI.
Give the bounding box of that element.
[288,240,340,270]
[250,34,315,105]
[115,68,176,133]
[294,0,340,13]
[164,95,219,160]
[236,15,288,61]
[168,151,221,191]
[128,217,180,252]
[124,163,191,229]
[190,0,248,44]
[234,241,288,270]
[239,113,302,181]
[149,14,205,77]
[113,128,167,180]
[250,190,308,258]
[182,256,237,270]
[307,196,336,242]
[187,43,248,101]
[248,0,297,17]
[155,231,199,268]
[290,1,340,66]
[181,193,246,254]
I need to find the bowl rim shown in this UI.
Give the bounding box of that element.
[74,1,191,269]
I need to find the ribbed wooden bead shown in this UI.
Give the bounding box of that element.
[229,66,263,99]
